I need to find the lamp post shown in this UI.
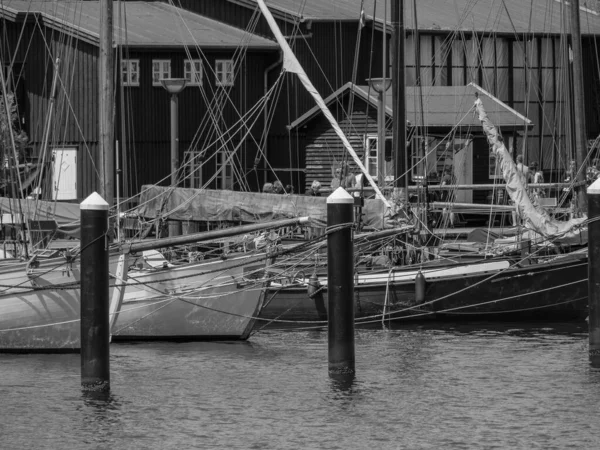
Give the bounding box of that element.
[161,78,187,237]
[366,78,392,188]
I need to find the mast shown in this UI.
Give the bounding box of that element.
[377,0,387,188]
[569,0,588,211]
[99,0,114,206]
[391,0,407,199]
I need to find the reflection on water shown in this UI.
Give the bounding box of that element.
[1,322,599,449]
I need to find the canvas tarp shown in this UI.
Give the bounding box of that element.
[135,185,387,229]
[0,197,81,236]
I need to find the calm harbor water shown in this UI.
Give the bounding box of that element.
[1,322,599,449]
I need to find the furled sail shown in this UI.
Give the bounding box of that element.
[256,0,390,208]
[474,95,587,244]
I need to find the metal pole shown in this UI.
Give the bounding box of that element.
[126,216,309,254]
[377,91,386,187]
[378,0,387,189]
[587,180,600,367]
[569,0,588,212]
[80,192,110,392]
[169,92,182,237]
[327,188,355,375]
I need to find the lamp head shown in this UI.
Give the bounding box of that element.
[161,78,187,94]
[366,77,391,93]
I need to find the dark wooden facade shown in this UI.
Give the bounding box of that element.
[1,18,100,199]
[154,0,387,191]
[165,0,600,185]
[115,47,279,197]
[5,0,600,200]
[1,6,278,200]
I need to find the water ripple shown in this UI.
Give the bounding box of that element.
[1,322,599,449]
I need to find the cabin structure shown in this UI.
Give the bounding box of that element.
[288,82,532,205]
[0,0,278,200]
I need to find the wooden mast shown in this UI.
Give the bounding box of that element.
[99,0,114,206]
[391,0,407,198]
[569,0,588,212]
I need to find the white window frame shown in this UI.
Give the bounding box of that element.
[365,135,378,179]
[185,150,204,188]
[121,59,140,87]
[364,134,392,182]
[184,59,203,86]
[215,59,234,86]
[152,60,171,86]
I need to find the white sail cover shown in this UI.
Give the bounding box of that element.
[256,0,390,208]
[474,96,587,244]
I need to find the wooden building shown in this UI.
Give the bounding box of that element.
[288,82,532,204]
[0,1,278,200]
[165,0,600,189]
[4,0,600,200]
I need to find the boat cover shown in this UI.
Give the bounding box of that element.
[0,196,81,236]
[135,185,388,229]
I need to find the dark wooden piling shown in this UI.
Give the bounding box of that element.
[588,181,600,367]
[80,192,110,391]
[327,187,355,375]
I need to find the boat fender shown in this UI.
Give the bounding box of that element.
[307,271,321,298]
[415,270,426,304]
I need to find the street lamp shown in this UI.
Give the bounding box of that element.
[366,77,392,188]
[161,78,187,237]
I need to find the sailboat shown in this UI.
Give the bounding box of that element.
[253,0,591,324]
[0,0,304,349]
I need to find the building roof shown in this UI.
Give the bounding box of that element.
[232,0,600,35]
[289,82,532,131]
[0,1,279,49]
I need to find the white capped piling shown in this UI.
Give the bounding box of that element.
[327,187,355,375]
[588,180,600,367]
[80,192,110,391]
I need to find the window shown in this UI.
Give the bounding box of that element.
[365,136,378,178]
[364,135,392,182]
[152,60,171,86]
[184,151,204,188]
[184,59,203,85]
[215,60,234,86]
[121,59,140,86]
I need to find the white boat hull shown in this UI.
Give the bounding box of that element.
[112,254,266,340]
[0,258,93,352]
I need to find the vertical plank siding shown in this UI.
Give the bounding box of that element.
[5,2,600,200]
[303,99,377,192]
[116,49,276,194]
[2,18,101,198]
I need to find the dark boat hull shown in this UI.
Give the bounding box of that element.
[259,255,588,323]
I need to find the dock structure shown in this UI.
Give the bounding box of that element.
[327,187,355,376]
[80,192,110,392]
[588,180,600,368]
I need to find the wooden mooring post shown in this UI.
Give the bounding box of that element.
[588,181,600,367]
[327,187,355,375]
[80,193,110,391]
